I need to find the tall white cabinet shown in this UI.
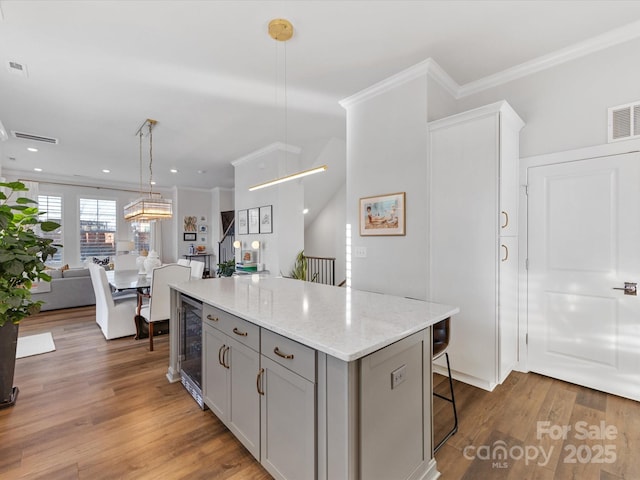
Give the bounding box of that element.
[428,101,524,390]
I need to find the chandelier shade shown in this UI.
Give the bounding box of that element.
[124,195,173,222]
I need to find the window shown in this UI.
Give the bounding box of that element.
[37,195,63,267]
[79,198,117,262]
[130,221,150,254]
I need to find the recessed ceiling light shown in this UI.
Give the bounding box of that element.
[302,208,309,214]
[170,168,178,173]
[197,170,206,174]
[102,169,110,173]
[33,167,42,172]
[27,147,38,152]
[150,181,156,185]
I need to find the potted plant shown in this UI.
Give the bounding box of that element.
[288,250,318,282]
[0,181,59,408]
[216,258,236,277]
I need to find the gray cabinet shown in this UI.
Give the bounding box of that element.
[260,356,315,480]
[202,310,261,459]
[259,330,316,480]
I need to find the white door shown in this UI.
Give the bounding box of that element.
[528,152,640,401]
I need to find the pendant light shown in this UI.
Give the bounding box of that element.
[248,19,327,192]
[124,119,173,222]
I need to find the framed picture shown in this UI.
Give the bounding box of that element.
[359,192,406,236]
[183,232,197,241]
[238,210,248,235]
[259,205,273,234]
[248,207,259,234]
[199,224,208,233]
[184,216,197,232]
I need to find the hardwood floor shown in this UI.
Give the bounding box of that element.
[1,307,270,480]
[2,308,639,479]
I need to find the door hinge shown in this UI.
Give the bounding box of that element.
[524,184,528,196]
[525,258,529,270]
[526,333,528,345]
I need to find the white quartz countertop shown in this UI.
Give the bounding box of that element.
[170,276,459,362]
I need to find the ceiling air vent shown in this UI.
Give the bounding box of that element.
[7,60,28,77]
[608,100,640,143]
[12,131,59,144]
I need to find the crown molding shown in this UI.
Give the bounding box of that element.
[341,20,640,106]
[458,19,640,98]
[428,100,524,132]
[231,142,301,167]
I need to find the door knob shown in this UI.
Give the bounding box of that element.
[612,282,637,296]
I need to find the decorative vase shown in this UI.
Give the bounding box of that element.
[144,250,161,277]
[136,249,148,275]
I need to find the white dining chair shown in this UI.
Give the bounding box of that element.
[88,263,138,340]
[137,264,191,351]
[190,259,205,279]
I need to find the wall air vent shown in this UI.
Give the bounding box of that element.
[608,100,640,143]
[12,131,59,144]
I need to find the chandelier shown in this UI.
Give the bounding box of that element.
[124,119,173,222]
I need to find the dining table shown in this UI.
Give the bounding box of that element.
[105,269,151,291]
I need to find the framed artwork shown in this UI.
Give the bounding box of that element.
[184,216,197,232]
[359,192,406,236]
[238,210,248,235]
[248,207,259,234]
[259,205,273,234]
[199,224,208,233]
[183,232,197,241]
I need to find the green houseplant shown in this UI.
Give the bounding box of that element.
[0,181,59,408]
[288,250,318,282]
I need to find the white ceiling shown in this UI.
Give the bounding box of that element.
[2,0,640,191]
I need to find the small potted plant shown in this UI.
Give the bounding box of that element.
[0,181,59,408]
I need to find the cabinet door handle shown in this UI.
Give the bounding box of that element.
[274,347,294,360]
[218,344,226,366]
[501,244,509,262]
[233,327,248,337]
[501,211,509,229]
[256,368,265,396]
[207,314,219,322]
[223,346,230,369]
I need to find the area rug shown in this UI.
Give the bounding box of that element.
[16,332,56,359]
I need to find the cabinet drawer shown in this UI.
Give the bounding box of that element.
[261,329,316,382]
[203,304,260,352]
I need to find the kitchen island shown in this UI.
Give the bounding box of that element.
[168,276,458,480]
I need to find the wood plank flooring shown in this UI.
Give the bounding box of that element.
[2,307,639,479]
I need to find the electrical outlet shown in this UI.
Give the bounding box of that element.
[391,364,407,389]
[354,246,367,258]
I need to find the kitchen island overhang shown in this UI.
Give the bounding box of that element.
[167,276,459,480]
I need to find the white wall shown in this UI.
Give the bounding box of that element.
[344,74,430,299]
[175,187,212,261]
[304,182,346,285]
[233,144,304,275]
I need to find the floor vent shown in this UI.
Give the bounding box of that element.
[12,131,59,144]
[608,100,640,143]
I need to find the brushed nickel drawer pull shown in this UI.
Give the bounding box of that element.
[501,244,509,262]
[274,347,294,360]
[256,368,265,395]
[501,210,509,229]
[207,314,219,322]
[233,327,248,337]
